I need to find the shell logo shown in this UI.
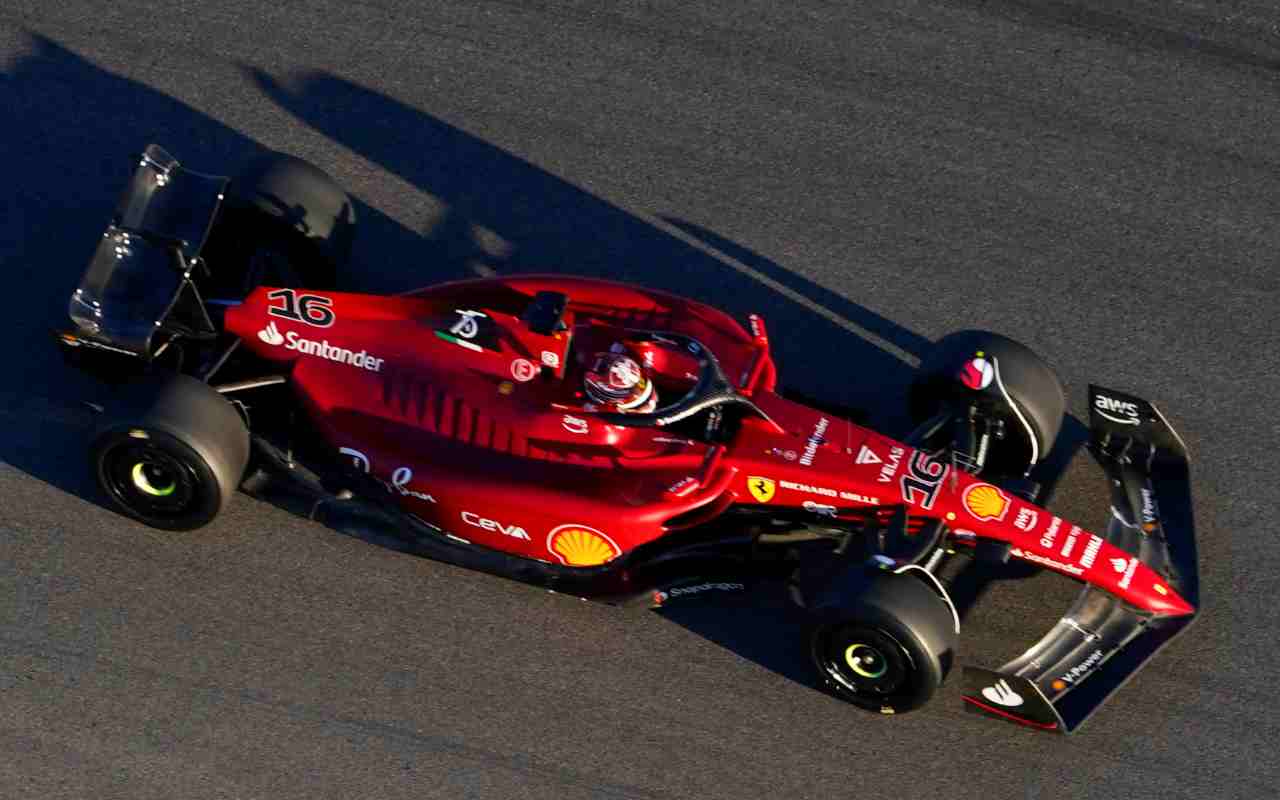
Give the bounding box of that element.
[962,483,1010,522]
[546,524,621,567]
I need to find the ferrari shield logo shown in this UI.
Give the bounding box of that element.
[748,476,776,503]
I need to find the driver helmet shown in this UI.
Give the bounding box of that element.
[584,345,657,412]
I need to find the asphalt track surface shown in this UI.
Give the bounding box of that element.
[1,2,1278,797]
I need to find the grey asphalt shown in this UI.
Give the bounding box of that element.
[1,1,1278,797]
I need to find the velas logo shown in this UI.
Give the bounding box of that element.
[258,323,384,372]
[546,524,620,566]
[747,476,776,503]
[962,482,1010,522]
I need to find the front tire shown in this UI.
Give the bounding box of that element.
[90,375,249,531]
[909,330,1065,470]
[807,573,956,714]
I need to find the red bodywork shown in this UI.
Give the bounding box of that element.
[225,276,1192,617]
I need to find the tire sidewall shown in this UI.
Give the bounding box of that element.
[810,604,945,713]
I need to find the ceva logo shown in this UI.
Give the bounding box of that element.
[258,321,284,345]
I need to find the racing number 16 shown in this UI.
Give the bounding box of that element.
[267,289,335,328]
[900,450,947,510]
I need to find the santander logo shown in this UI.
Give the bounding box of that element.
[256,322,385,372]
[258,321,284,345]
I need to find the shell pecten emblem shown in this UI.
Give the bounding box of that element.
[747,476,776,503]
[962,482,1011,522]
[547,524,621,567]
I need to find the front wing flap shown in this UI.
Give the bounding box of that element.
[962,385,1199,732]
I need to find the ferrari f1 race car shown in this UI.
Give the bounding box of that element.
[56,145,1198,732]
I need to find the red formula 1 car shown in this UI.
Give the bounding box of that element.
[57,146,1198,732]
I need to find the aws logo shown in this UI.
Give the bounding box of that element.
[1094,394,1140,425]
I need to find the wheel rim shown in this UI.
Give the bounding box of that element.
[102,440,202,520]
[844,643,888,679]
[816,625,914,699]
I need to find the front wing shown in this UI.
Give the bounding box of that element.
[961,385,1199,732]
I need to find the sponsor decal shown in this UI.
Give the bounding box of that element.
[652,581,745,605]
[339,447,371,473]
[855,445,882,465]
[980,679,1023,708]
[449,309,486,339]
[383,466,435,503]
[747,476,777,503]
[258,321,284,345]
[1014,507,1038,532]
[461,511,531,540]
[768,448,798,461]
[1059,649,1105,686]
[434,329,482,352]
[510,358,537,382]
[1059,525,1081,559]
[1111,557,1129,573]
[1040,517,1062,550]
[267,289,335,328]
[541,350,560,369]
[1140,488,1159,532]
[803,500,838,517]
[259,323,384,372]
[546,524,621,566]
[1118,557,1138,589]
[1062,617,1100,642]
[778,480,880,505]
[962,483,1010,522]
[667,476,698,496]
[900,450,947,510]
[1153,583,1169,596]
[1079,534,1103,569]
[959,353,994,390]
[1011,547,1085,576]
[799,417,830,466]
[877,446,904,483]
[562,415,589,434]
[842,491,879,505]
[1094,394,1141,426]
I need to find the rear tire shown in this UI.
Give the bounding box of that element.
[808,573,956,714]
[203,151,356,297]
[90,375,249,531]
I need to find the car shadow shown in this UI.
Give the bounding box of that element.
[0,36,1092,699]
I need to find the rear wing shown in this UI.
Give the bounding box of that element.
[64,144,227,356]
[961,385,1198,732]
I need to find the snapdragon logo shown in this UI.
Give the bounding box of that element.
[258,323,384,372]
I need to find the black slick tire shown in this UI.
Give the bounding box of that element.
[90,375,249,531]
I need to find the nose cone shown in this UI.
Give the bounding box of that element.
[1138,580,1196,617]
